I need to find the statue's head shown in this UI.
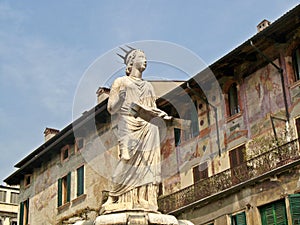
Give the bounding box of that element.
[118,46,147,75]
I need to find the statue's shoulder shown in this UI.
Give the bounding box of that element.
[112,76,127,86]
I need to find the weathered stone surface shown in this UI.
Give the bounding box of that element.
[94,212,185,225]
[74,221,94,225]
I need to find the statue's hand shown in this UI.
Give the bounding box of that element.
[162,115,173,120]
[158,111,172,120]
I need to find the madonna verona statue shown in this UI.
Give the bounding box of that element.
[102,47,170,213]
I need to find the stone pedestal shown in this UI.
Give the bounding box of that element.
[94,211,193,225]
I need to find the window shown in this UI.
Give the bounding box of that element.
[24,174,31,187]
[228,83,240,116]
[0,190,6,202]
[58,173,71,207]
[19,199,29,225]
[231,211,247,225]
[229,145,246,184]
[61,145,70,162]
[289,194,300,225]
[259,199,288,225]
[193,162,208,183]
[77,166,84,197]
[10,192,19,204]
[174,100,199,146]
[174,128,181,147]
[293,47,300,81]
[191,100,200,137]
[75,138,84,152]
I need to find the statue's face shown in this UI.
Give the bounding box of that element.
[132,51,147,72]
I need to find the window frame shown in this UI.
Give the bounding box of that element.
[259,199,288,225]
[19,198,29,225]
[193,161,209,183]
[228,82,240,117]
[76,166,84,197]
[10,192,19,205]
[292,46,300,82]
[231,211,247,225]
[0,190,6,202]
[61,145,70,162]
[289,194,300,225]
[75,138,84,153]
[173,100,199,147]
[24,174,32,188]
[58,172,71,207]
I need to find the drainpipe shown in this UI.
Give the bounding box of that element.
[186,82,222,156]
[250,41,290,142]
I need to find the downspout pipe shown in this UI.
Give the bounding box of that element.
[186,82,222,156]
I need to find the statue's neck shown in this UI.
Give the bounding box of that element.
[129,68,142,79]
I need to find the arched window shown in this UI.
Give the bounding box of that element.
[228,83,240,116]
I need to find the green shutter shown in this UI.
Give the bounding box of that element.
[19,202,24,225]
[260,200,288,225]
[231,212,246,225]
[275,201,287,224]
[57,178,62,207]
[236,212,246,225]
[25,199,29,225]
[77,166,84,196]
[67,172,71,202]
[289,194,300,225]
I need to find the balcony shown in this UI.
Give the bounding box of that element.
[158,138,300,214]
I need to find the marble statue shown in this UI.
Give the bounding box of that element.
[103,47,170,213]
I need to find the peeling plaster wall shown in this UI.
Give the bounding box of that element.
[18,122,117,224]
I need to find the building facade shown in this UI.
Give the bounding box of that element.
[4,4,300,225]
[0,185,19,225]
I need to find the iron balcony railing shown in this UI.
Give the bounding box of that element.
[158,138,300,213]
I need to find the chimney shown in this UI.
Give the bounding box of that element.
[257,19,271,32]
[96,87,110,104]
[44,127,59,142]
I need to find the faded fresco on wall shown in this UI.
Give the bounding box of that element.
[161,138,178,179]
[245,61,284,136]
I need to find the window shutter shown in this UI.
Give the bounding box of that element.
[77,166,84,196]
[275,201,287,224]
[19,202,24,225]
[57,178,62,207]
[231,212,246,225]
[67,172,71,202]
[25,199,29,225]
[236,212,246,225]
[264,205,274,225]
[289,194,300,225]
[193,166,201,183]
[260,200,288,225]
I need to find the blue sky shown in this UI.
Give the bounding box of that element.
[0,0,299,184]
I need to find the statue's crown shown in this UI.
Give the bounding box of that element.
[117,45,136,65]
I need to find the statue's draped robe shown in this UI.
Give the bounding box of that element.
[107,76,161,207]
